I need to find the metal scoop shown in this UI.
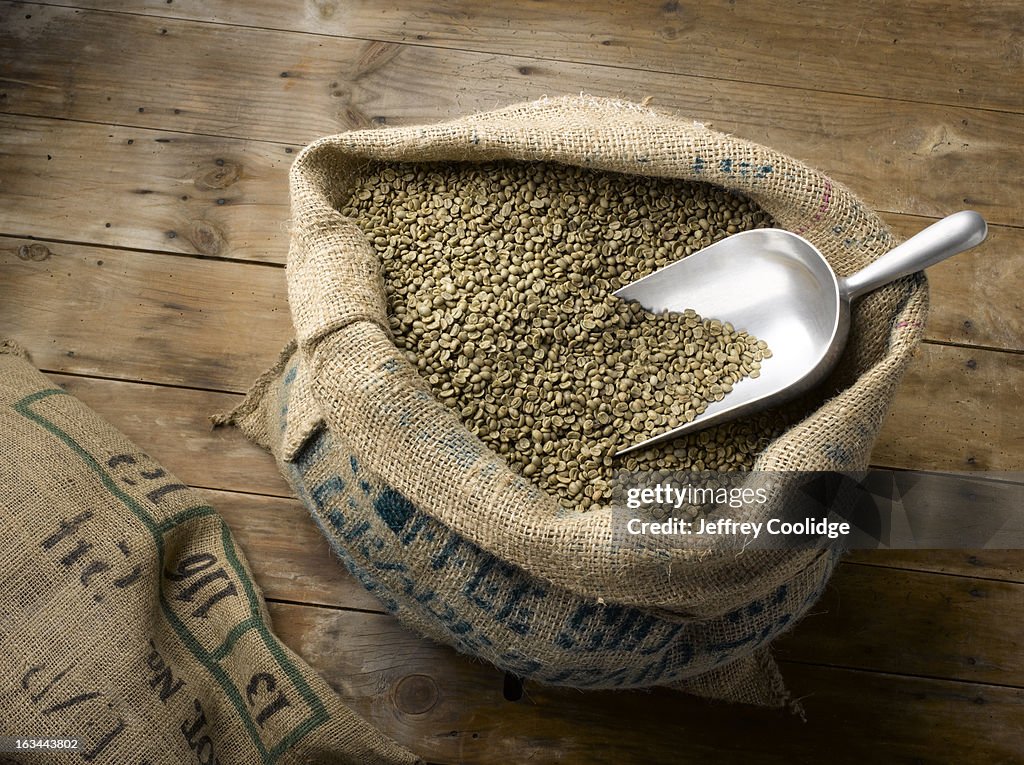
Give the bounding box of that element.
[614,210,988,456]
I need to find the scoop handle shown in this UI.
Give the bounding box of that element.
[840,210,988,301]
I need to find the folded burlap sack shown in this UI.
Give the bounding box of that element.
[0,341,421,765]
[223,96,927,707]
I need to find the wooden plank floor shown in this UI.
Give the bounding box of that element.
[2,2,1022,762]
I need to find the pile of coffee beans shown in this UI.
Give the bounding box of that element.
[340,160,783,511]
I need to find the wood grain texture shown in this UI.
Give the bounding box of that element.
[883,213,1024,353]
[50,373,290,497]
[265,602,1024,764]
[775,564,1024,686]
[0,115,295,262]
[874,342,1024,473]
[2,5,1023,226]
[22,0,1024,114]
[0,236,292,387]
[846,550,1024,583]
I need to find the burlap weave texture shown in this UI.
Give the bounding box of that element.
[0,343,421,765]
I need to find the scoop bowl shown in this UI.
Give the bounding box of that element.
[613,210,988,456]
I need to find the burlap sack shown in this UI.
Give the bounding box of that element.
[224,96,928,705]
[0,342,421,765]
